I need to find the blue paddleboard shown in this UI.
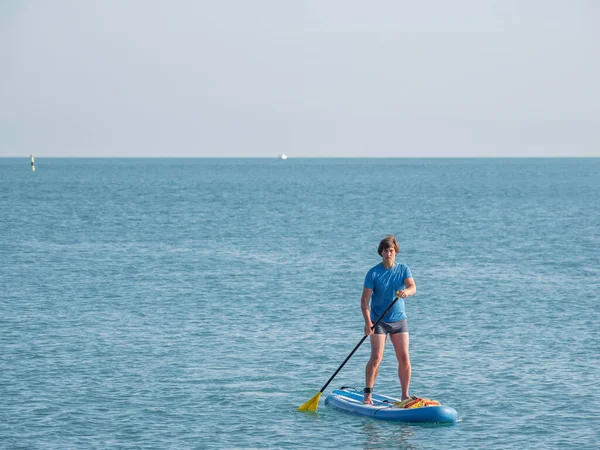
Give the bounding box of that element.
[325,387,458,423]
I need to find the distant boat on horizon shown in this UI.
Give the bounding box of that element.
[30,154,35,172]
[277,153,288,160]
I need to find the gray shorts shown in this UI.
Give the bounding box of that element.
[373,319,408,335]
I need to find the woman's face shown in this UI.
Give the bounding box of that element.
[381,246,396,265]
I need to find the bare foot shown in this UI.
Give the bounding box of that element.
[363,393,373,405]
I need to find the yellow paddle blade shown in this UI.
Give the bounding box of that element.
[297,392,322,412]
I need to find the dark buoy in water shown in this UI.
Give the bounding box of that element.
[30,154,35,172]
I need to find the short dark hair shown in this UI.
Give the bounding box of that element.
[378,235,400,256]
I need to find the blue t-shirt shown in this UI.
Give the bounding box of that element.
[364,262,413,323]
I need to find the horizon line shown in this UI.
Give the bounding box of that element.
[2,155,599,159]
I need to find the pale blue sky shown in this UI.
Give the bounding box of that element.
[1,0,598,157]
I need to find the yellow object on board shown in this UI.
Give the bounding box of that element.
[393,396,441,408]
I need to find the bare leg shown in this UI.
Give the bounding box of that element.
[363,333,386,404]
[390,332,411,399]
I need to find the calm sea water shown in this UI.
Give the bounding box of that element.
[1,158,599,449]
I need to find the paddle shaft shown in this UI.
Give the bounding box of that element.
[317,296,400,394]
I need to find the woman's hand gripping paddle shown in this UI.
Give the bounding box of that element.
[297,292,402,412]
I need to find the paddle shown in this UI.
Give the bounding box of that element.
[297,292,402,412]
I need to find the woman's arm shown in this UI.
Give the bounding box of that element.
[397,277,416,298]
[361,287,373,335]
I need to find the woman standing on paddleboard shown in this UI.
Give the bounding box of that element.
[361,235,416,405]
